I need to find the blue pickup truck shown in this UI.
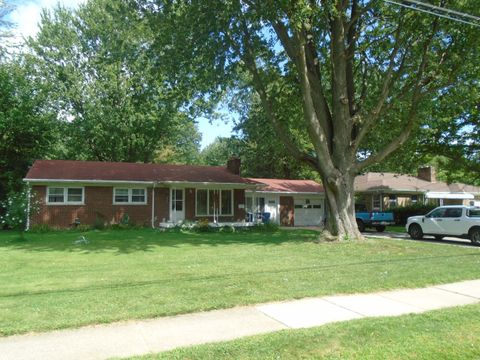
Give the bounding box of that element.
[355,204,395,232]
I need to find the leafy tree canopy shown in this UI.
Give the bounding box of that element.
[28,0,201,163]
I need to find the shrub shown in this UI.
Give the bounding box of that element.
[219,225,236,233]
[195,218,212,232]
[29,224,53,233]
[92,214,106,230]
[253,222,280,232]
[0,188,39,234]
[391,204,437,225]
[74,224,91,232]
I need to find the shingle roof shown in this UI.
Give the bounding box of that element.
[248,178,324,193]
[354,172,480,194]
[25,160,261,186]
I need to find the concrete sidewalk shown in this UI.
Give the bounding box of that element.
[1,279,480,360]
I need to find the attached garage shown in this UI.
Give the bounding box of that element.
[246,178,325,227]
[294,197,324,226]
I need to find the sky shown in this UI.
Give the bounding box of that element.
[6,0,234,149]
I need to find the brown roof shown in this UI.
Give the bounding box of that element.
[25,160,260,185]
[248,178,324,193]
[355,172,480,194]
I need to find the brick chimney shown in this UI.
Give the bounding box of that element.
[226,157,241,175]
[417,166,436,183]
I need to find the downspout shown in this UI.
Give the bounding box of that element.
[26,183,31,232]
[151,182,155,228]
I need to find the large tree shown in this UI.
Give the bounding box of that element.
[28,0,201,163]
[137,0,479,238]
[0,57,59,201]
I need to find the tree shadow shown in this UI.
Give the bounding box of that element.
[0,228,321,254]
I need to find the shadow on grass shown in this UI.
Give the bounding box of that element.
[0,228,321,254]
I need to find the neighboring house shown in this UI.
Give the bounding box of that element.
[24,159,261,228]
[355,167,480,211]
[245,179,325,226]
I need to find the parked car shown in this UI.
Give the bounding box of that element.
[355,204,395,232]
[406,206,480,244]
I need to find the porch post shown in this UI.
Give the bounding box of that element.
[26,183,31,231]
[151,183,155,228]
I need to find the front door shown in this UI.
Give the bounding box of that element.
[170,188,185,223]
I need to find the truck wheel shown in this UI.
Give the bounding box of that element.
[409,224,423,240]
[356,219,365,232]
[375,225,386,232]
[469,228,480,245]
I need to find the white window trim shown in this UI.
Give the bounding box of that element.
[46,187,85,205]
[195,189,234,217]
[113,188,147,205]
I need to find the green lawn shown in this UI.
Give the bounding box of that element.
[135,304,480,359]
[1,228,479,336]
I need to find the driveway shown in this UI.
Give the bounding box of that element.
[364,230,477,248]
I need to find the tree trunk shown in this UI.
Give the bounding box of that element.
[322,170,362,240]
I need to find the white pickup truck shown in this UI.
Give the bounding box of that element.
[406,206,480,244]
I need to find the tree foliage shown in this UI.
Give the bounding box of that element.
[28,0,200,162]
[0,57,59,202]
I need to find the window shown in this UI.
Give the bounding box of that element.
[221,190,232,215]
[196,189,233,216]
[245,196,265,213]
[372,195,382,210]
[114,188,146,204]
[47,187,84,204]
[444,208,462,218]
[47,187,64,203]
[388,195,397,208]
[467,209,480,218]
[196,189,208,215]
[428,208,447,218]
[171,189,183,211]
[411,195,418,204]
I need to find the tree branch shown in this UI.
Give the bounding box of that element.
[353,17,405,149]
[233,20,319,169]
[356,18,439,171]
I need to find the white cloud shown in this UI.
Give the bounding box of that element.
[8,0,86,45]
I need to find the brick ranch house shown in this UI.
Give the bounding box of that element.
[355,167,480,211]
[24,159,325,229]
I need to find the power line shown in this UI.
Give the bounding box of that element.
[385,0,480,27]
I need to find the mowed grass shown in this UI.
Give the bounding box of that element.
[1,228,479,336]
[136,304,480,360]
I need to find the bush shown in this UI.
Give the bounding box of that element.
[0,188,39,233]
[29,224,53,233]
[392,204,437,225]
[253,222,280,232]
[74,224,91,232]
[92,215,106,230]
[195,218,212,232]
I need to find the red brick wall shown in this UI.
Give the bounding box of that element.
[154,187,169,223]
[31,185,171,228]
[30,185,247,228]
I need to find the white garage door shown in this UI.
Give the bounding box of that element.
[294,198,323,226]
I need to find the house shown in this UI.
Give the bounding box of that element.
[245,179,325,226]
[355,167,480,211]
[24,159,262,228]
[24,159,327,228]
